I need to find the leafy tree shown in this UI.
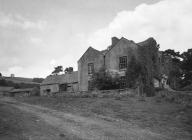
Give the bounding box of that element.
[32,78,44,83]
[163,49,181,58]
[0,73,2,77]
[52,66,63,75]
[163,49,182,89]
[64,67,73,73]
[180,49,192,87]
[31,87,40,96]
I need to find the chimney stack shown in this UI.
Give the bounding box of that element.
[10,74,15,78]
[111,37,119,46]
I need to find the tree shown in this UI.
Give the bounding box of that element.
[32,78,44,83]
[163,49,182,89]
[180,49,192,87]
[0,73,2,77]
[52,66,63,75]
[163,49,181,59]
[64,67,73,74]
[92,67,120,90]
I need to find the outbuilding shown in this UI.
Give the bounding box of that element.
[40,71,78,96]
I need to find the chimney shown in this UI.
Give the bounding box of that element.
[111,37,119,46]
[10,74,15,78]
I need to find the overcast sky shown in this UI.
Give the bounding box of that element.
[0,0,191,78]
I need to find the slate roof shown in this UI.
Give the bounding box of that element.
[10,88,33,93]
[41,71,78,85]
[78,47,103,62]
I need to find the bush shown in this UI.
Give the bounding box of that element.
[92,67,120,90]
[31,87,40,96]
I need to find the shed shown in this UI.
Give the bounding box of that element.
[40,71,78,95]
[9,88,33,97]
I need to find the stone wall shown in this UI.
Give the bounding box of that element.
[40,84,59,96]
[105,38,138,73]
[44,88,137,99]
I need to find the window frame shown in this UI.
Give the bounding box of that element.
[88,63,94,74]
[59,83,68,92]
[119,56,128,70]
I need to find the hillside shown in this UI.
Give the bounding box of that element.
[0,76,43,84]
[0,76,40,89]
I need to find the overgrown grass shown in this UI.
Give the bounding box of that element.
[16,94,192,139]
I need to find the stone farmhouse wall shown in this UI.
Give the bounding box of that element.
[78,47,104,91]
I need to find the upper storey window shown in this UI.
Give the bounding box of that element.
[88,63,94,74]
[119,56,127,70]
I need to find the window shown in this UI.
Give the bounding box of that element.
[59,84,67,91]
[88,63,94,74]
[45,89,51,93]
[119,56,127,69]
[120,76,127,89]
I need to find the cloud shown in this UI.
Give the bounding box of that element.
[30,37,44,46]
[0,12,47,30]
[88,0,192,52]
[50,59,57,66]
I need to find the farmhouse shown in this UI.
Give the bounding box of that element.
[78,37,160,91]
[40,71,78,95]
[40,36,165,94]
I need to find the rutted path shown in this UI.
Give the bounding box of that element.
[0,97,172,140]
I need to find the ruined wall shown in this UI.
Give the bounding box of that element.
[78,47,104,91]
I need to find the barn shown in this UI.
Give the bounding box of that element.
[40,71,78,96]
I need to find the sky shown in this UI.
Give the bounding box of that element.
[0,0,191,78]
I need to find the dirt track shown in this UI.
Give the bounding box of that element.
[0,97,179,140]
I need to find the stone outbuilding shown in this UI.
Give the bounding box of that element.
[40,71,78,95]
[9,88,33,97]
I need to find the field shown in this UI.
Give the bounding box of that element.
[15,94,192,140]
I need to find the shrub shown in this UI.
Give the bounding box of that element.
[92,67,120,90]
[31,87,40,96]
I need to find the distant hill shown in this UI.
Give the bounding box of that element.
[0,76,41,89]
[4,77,37,84]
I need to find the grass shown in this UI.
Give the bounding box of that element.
[0,101,83,140]
[16,94,192,139]
[0,103,29,140]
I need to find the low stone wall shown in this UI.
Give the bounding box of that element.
[42,88,137,98]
